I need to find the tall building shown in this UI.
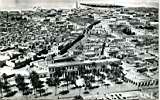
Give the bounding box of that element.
[76,0,79,8]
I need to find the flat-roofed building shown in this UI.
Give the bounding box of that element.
[48,58,120,78]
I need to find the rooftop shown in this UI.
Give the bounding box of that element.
[48,58,120,68]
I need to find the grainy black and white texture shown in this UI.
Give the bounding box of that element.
[0,0,158,100]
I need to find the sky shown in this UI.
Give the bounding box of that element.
[81,0,159,7]
[0,0,158,10]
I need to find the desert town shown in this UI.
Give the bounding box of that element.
[0,3,158,100]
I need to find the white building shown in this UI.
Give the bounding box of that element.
[51,45,59,55]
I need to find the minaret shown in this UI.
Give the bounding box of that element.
[114,0,116,6]
[76,0,79,9]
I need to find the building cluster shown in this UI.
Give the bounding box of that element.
[0,7,158,99]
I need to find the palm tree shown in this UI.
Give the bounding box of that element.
[71,71,76,84]
[29,71,39,96]
[2,73,11,94]
[15,74,28,95]
[65,75,70,90]
[53,69,62,96]
[85,69,90,77]
[155,80,158,85]
[46,78,54,86]
[2,73,7,81]
[3,80,11,94]
[54,69,62,78]
[92,62,96,68]
[92,68,97,78]
[77,66,83,76]
[0,79,3,98]
[37,80,45,96]
[30,71,45,96]
[102,65,106,72]
[54,77,60,96]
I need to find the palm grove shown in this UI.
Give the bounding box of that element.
[0,62,125,98]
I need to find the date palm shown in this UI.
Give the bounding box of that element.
[2,73,11,94]
[54,77,60,96]
[0,79,3,98]
[15,74,28,95]
[29,71,45,96]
